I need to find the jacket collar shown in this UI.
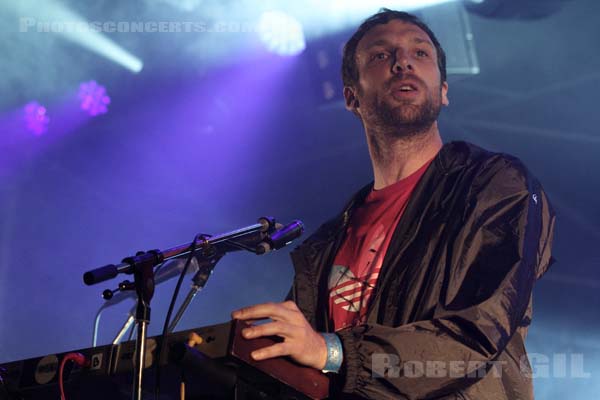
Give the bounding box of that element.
[307,141,475,248]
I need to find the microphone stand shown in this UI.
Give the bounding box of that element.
[94,257,203,347]
[82,217,276,400]
[132,260,154,400]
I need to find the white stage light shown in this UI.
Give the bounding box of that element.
[258,11,306,56]
[10,0,143,73]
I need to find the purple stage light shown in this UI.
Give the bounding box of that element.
[78,80,111,116]
[23,101,50,135]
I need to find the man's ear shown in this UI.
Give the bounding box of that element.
[441,81,449,106]
[343,86,360,115]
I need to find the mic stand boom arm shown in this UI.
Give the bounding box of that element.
[82,218,274,286]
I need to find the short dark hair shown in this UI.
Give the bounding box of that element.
[341,9,447,88]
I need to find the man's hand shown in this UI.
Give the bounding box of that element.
[231,300,327,370]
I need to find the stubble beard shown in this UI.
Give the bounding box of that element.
[360,85,443,140]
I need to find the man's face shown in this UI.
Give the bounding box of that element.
[345,20,449,137]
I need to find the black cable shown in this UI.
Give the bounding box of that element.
[154,234,202,400]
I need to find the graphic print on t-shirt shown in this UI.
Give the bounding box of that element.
[329,223,386,330]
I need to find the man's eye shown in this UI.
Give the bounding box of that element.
[416,49,428,57]
[372,52,388,61]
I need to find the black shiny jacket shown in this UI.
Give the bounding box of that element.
[288,141,556,400]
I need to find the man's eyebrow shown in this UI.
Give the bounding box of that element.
[363,36,434,50]
[412,37,434,47]
[364,39,392,49]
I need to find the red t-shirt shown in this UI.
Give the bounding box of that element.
[328,159,433,332]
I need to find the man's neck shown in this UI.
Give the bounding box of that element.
[365,122,443,190]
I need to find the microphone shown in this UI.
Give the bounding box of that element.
[215,226,277,253]
[257,220,304,254]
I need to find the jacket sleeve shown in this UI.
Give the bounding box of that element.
[333,157,556,399]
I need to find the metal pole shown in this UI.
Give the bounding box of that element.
[167,285,201,333]
[113,312,135,344]
[133,300,150,400]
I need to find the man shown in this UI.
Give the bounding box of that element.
[232,9,555,400]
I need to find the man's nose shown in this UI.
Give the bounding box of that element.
[392,53,413,74]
